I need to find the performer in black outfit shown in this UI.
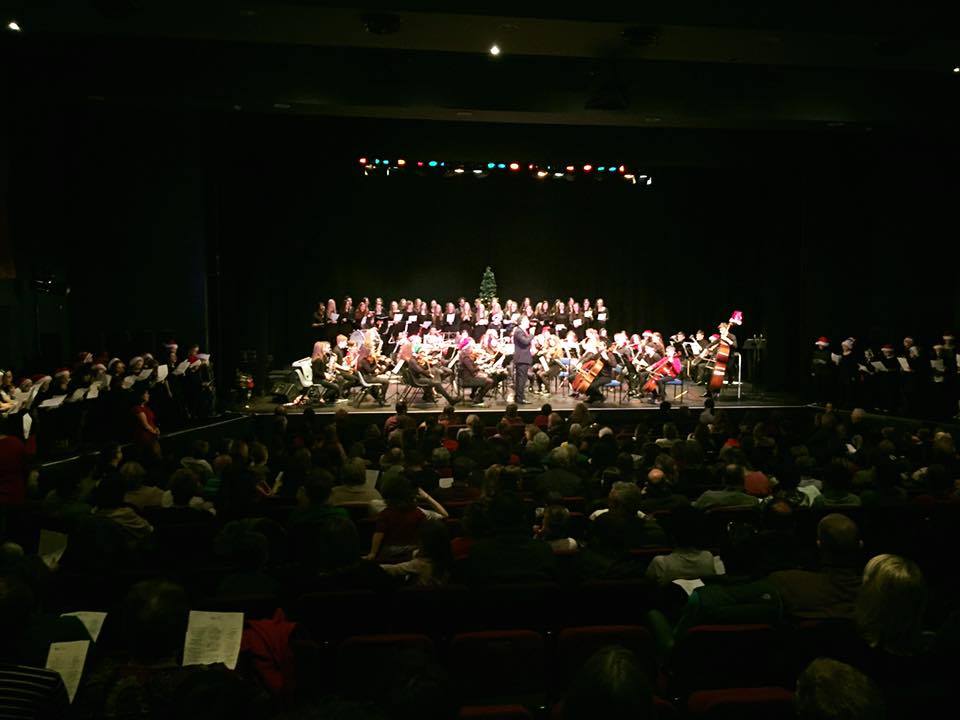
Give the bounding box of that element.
[512,316,533,404]
[457,338,494,406]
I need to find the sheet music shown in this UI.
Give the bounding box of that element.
[39,395,67,409]
[45,640,90,703]
[572,319,582,327]
[135,368,152,381]
[86,384,100,400]
[597,313,606,321]
[446,313,455,324]
[173,360,191,376]
[328,312,339,322]
[67,388,87,403]
[182,611,244,670]
[407,315,417,322]
[830,353,841,365]
[61,611,108,643]
[672,579,705,596]
[932,359,945,372]
[39,529,68,569]
[122,376,137,389]
[897,357,911,372]
[583,310,593,318]
[103,375,112,389]
[870,361,887,372]
[22,414,32,440]
[157,365,168,382]
[393,313,403,322]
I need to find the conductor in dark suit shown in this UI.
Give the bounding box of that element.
[512,316,533,404]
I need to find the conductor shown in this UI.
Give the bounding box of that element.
[512,316,533,404]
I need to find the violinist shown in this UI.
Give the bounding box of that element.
[357,343,389,406]
[402,341,461,406]
[532,330,564,395]
[457,337,494,406]
[311,341,346,403]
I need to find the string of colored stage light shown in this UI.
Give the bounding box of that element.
[356,157,653,185]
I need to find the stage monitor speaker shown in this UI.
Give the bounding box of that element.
[270,382,299,402]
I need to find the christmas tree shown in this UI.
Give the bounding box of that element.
[479,266,498,306]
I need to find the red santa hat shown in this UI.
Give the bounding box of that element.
[709,333,720,342]
[457,336,472,350]
[54,368,70,378]
[881,343,895,351]
[815,337,829,346]
[642,330,653,337]
[729,310,744,325]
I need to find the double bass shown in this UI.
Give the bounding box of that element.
[708,314,741,393]
[572,342,609,393]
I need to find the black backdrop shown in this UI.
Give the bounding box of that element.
[4,105,959,392]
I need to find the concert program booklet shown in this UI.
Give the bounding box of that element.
[46,640,90,703]
[182,611,244,670]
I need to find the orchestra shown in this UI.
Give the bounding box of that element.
[301,296,745,407]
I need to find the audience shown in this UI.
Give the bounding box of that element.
[0,401,957,718]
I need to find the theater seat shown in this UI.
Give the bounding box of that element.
[555,626,656,689]
[450,630,546,707]
[670,625,783,695]
[458,705,534,720]
[687,687,795,719]
[336,634,435,701]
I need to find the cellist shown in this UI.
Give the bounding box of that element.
[578,336,614,404]
[643,344,682,404]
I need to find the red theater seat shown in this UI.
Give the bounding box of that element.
[458,705,534,720]
[450,630,546,706]
[687,687,795,719]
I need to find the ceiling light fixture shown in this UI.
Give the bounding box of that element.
[7,20,21,31]
[489,44,501,56]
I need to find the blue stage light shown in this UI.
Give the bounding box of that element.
[497,163,506,169]
[428,160,438,167]
[487,162,496,169]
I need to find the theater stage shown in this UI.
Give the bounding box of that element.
[237,380,809,418]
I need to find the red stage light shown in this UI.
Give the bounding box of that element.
[618,165,625,173]
[417,161,424,167]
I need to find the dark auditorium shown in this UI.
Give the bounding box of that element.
[2,4,960,720]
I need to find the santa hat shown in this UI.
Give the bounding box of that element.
[53,368,70,378]
[881,343,895,351]
[164,341,179,350]
[457,336,472,350]
[943,332,955,340]
[129,356,144,366]
[729,310,744,325]
[642,330,653,337]
[815,337,829,346]
[91,363,106,372]
[107,358,121,370]
[841,339,854,350]
[709,334,720,342]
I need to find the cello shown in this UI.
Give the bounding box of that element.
[642,354,679,394]
[572,340,608,394]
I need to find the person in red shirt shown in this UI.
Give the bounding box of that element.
[131,388,160,449]
[0,416,33,505]
[365,474,447,561]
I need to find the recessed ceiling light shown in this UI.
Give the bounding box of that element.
[489,44,501,56]
[7,20,21,32]
[954,67,960,73]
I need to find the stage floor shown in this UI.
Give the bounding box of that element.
[236,380,808,417]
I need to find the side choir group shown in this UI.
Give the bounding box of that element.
[304,295,745,407]
[0,343,215,454]
[811,333,960,419]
